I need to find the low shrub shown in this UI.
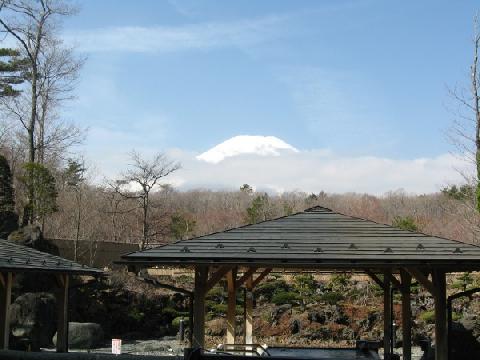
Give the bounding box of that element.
[419,310,435,324]
[271,291,299,305]
[319,291,344,305]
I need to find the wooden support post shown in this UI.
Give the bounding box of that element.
[383,270,392,360]
[432,270,447,360]
[244,273,253,347]
[56,274,69,353]
[0,272,12,350]
[226,267,237,344]
[193,265,208,349]
[400,270,412,360]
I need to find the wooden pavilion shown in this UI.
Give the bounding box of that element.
[0,239,102,352]
[121,206,480,360]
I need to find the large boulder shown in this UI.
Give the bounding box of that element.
[9,292,57,351]
[53,322,104,349]
[8,225,59,255]
[449,319,480,360]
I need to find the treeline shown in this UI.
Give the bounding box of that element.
[44,182,480,246]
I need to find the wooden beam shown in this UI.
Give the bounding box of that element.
[252,268,272,288]
[400,270,412,360]
[193,265,208,349]
[364,269,385,289]
[406,268,436,296]
[432,270,447,360]
[56,274,69,353]
[236,267,256,288]
[244,274,253,346]
[385,272,402,290]
[205,266,232,292]
[226,268,237,344]
[383,270,392,360]
[0,272,12,350]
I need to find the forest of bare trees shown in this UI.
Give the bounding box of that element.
[0,2,480,255]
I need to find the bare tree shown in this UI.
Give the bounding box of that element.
[116,151,180,249]
[0,0,82,224]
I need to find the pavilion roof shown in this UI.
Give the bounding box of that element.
[121,206,480,271]
[0,239,102,275]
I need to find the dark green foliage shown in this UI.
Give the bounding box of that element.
[0,211,18,238]
[441,184,474,201]
[240,183,253,194]
[328,273,352,291]
[452,272,474,291]
[62,159,86,188]
[170,212,196,240]
[392,216,418,231]
[271,291,299,305]
[255,279,290,302]
[419,310,435,324]
[0,48,28,97]
[294,274,317,308]
[319,291,345,305]
[20,163,58,221]
[0,155,18,237]
[0,155,15,212]
[172,316,189,332]
[246,193,270,224]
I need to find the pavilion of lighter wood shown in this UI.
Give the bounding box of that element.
[121,206,480,360]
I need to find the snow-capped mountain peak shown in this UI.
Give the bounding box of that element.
[196,135,299,164]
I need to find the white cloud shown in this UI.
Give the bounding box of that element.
[85,134,469,195]
[196,135,299,164]
[64,15,286,53]
[168,148,469,196]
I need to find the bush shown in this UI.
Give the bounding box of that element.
[172,316,189,332]
[419,310,435,324]
[255,279,290,301]
[392,216,418,231]
[328,273,351,292]
[271,291,299,305]
[319,291,344,305]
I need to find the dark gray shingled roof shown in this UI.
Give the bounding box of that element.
[121,206,480,270]
[0,239,102,274]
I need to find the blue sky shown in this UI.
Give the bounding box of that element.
[58,0,478,193]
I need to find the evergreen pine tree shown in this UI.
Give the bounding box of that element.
[0,48,27,97]
[0,155,18,237]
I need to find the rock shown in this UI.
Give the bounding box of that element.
[271,304,292,320]
[290,319,301,334]
[53,322,104,349]
[9,292,57,351]
[205,319,225,337]
[308,311,326,324]
[8,225,59,255]
[8,225,42,247]
[449,320,480,359]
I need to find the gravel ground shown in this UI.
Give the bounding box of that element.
[44,338,427,359]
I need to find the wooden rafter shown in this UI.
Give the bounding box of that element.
[236,267,257,288]
[205,266,232,292]
[384,272,402,289]
[252,268,272,288]
[405,268,435,296]
[364,269,385,289]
